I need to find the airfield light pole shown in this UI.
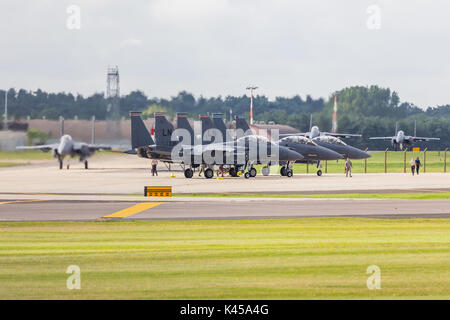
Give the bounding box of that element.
[4,90,7,131]
[332,94,338,133]
[246,86,258,125]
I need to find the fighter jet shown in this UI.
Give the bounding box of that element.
[279,115,369,162]
[284,115,362,139]
[369,122,440,151]
[17,134,111,169]
[312,135,370,160]
[234,115,344,176]
[177,113,304,178]
[129,112,303,178]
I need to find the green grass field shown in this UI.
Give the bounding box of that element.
[173,192,450,200]
[1,218,449,299]
[0,150,53,161]
[289,151,449,174]
[0,162,29,167]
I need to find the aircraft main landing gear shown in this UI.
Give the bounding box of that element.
[184,168,194,178]
[204,168,214,179]
[229,167,238,177]
[317,170,322,176]
[261,166,270,176]
[84,160,88,170]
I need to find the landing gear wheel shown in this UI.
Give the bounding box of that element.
[67,164,70,170]
[317,170,322,176]
[205,168,214,179]
[59,160,63,170]
[261,166,270,176]
[286,170,293,178]
[229,167,238,177]
[280,167,287,176]
[249,167,257,178]
[244,172,250,179]
[84,160,88,170]
[184,168,194,179]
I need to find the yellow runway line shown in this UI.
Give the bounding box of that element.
[104,202,163,218]
[0,200,48,205]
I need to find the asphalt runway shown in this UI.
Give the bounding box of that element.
[0,199,448,221]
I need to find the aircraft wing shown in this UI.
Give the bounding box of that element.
[16,144,58,152]
[369,136,394,141]
[86,144,112,151]
[184,144,246,156]
[411,136,441,142]
[279,132,308,138]
[323,132,362,138]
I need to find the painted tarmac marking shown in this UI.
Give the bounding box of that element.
[0,200,48,205]
[104,202,163,218]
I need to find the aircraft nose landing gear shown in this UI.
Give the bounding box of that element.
[280,164,293,178]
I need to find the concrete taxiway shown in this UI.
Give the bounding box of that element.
[0,155,448,221]
[1,155,449,195]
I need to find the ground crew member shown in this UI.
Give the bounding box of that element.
[151,159,158,176]
[415,157,421,175]
[345,157,352,177]
[410,158,416,176]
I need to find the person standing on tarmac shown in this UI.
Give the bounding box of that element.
[410,158,416,176]
[345,157,352,178]
[151,159,158,176]
[198,164,206,177]
[415,157,421,175]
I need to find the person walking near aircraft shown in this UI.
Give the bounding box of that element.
[415,157,421,175]
[151,159,158,176]
[345,157,352,177]
[217,164,225,177]
[199,164,206,177]
[410,158,416,176]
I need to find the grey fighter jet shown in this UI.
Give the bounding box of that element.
[129,112,303,179]
[178,113,304,178]
[234,115,344,176]
[17,134,111,169]
[369,123,440,151]
[279,116,369,162]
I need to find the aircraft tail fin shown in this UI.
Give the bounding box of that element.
[212,113,227,139]
[199,114,214,144]
[176,112,194,145]
[235,115,252,135]
[130,112,154,149]
[154,113,174,146]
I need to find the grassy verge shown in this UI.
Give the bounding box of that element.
[0,218,449,299]
[172,192,450,200]
[0,162,29,167]
[0,150,53,161]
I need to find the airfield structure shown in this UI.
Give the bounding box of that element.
[106,66,121,140]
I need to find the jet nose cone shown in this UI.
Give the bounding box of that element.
[319,147,343,160]
[283,148,304,161]
[349,147,371,159]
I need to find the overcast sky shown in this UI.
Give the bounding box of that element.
[1,0,449,108]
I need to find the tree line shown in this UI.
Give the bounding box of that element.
[1,86,449,149]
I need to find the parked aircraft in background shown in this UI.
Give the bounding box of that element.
[369,122,440,151]
[234,115,344,176]
[17,135,111,169]
[129,112,303,179]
